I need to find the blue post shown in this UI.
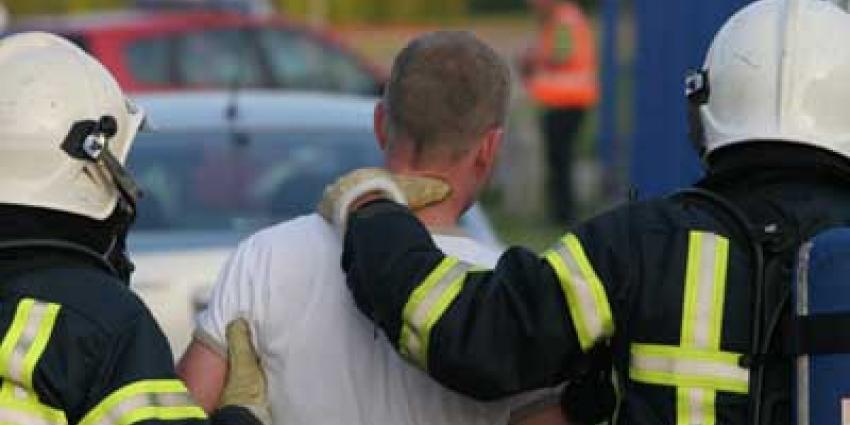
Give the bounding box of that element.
[598,0,619,177]
[629,0,753,198]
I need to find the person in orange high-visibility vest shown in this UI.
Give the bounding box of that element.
[521,0,599,224]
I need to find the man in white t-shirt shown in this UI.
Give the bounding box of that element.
[177,31,568,425]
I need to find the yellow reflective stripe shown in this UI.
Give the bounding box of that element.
[0,388,68,425]
[681,232,729,347]
[120,406,207,424]
[21,303,60,391]
[0,299,35,378]
[677,388,714,425]
[676,232,730,425]
[545,233,614,351]
[79,380,206,425]
[681,232,702,345]
[0,299,62,392]
[0,379,14,399]
[399,257,472,369]
[710,238,730,348]
[630,344,749,394]
[0,299,67,425]
[418,274,465,368]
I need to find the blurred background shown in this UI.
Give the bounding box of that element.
[0,0,771,352]
[2,0,616,252]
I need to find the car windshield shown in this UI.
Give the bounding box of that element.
[128,129,380,233]
[125,26,380,96]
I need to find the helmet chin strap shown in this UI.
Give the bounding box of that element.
[61,116,142,282]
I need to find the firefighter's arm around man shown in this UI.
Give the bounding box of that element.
[321,171,628,399]
[0,280,268,425]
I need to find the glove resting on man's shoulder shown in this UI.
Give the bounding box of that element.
[317,167,452,234]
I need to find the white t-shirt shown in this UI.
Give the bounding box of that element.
[196,214,557,425]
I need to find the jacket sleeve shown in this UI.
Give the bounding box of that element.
[342,201,630,400]
[73,309,208,425]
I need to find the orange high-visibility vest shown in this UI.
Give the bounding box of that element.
[525,2,599,108]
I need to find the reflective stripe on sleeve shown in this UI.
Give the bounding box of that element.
[629,344,749,394]
[544,233,614,351]
[0,299,62,391]
[79,380,206,425]
[399,257,473,370]
[0,399,68,425]
[0,298,67,425]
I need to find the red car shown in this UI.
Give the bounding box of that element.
[13,9,386,95]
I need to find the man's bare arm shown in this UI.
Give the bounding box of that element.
[178,339,228,413]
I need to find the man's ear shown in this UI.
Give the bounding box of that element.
[374,101,389,152]
[474,126,504,179]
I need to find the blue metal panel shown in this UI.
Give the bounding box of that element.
[598,0,619,171]
[629,0,752,197]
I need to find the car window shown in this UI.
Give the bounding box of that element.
[323,46,381,95]
[128,129,380,232]
[127,37,172,85]
[177,29,265,87]
[257,29,377,95]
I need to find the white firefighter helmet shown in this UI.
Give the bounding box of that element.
[690,0,850,160]
[0,32,145,220]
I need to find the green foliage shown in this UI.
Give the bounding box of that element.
[278,0,467,23]
[469,0,524,14]
[5,0,125,15]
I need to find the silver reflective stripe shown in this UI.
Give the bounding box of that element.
[691,234,719,346]
[553,242,605,342]
[91,392,195,425]
[632,353,749,386]
[401,258,473,367]
[7,302,49,383]
[796,241,814,425]
[685,389,707,425]
[628,232,737,425]
[78,380,206,425]
[677,232,731,425]
[682,232,727,348]
[406,262,471,340]
[545,234,614,351]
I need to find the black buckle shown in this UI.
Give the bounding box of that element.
[61,116,142,204]
[685,69,710,105]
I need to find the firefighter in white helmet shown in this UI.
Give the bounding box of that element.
[316,0,850,424]
[0,32,267,425]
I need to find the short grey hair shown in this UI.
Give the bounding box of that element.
[384,31,511,160]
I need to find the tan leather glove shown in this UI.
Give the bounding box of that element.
[317,167,451,233]
[220,319,271,425]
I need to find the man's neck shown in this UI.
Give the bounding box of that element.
[386,166,466,230]
[416,202,462,230]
